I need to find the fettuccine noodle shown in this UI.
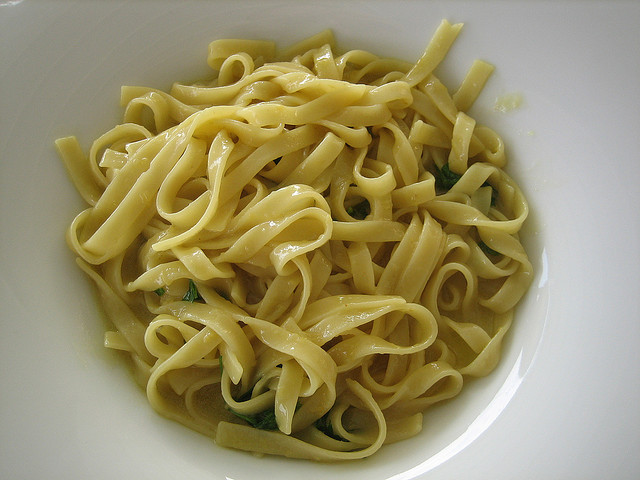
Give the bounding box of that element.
[56,20,532,461]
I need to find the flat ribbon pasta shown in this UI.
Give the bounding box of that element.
[56,19,533,462]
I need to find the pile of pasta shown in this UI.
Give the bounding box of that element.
[56,20,532,461]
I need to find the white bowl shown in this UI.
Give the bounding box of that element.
[1,1,638,478]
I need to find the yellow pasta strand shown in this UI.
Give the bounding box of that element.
[57,20,532,462]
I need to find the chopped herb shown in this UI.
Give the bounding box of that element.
[436,163,498,204]
[435,163,462,191]
[489,185,498,206]
[346,199,370,220]
[223,380,302,431]
[479,181,498,206]
[234,386,258,403]
[154,287,166,296]
[315,411,345,441]
[479,241,501,256]
[227,385,278,430]
[229,406,279,430]
[182,279,201,302]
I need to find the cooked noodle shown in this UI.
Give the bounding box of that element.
[56,20,532,461]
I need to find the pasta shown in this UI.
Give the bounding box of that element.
[56,20,533,461]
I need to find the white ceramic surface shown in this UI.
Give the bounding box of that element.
[1,1,638,479]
